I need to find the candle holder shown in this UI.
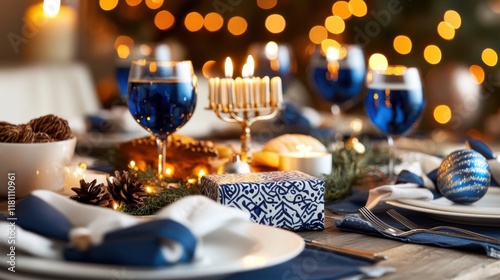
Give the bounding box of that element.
[207,56,283,163]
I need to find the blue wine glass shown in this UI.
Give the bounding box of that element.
[364,66,425,178]
[127,60,197,176]
[309,44,366,141]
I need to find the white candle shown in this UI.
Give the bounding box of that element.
[260,76,270,107]
[227,78,235,108]
[208,78,215,109]
[252,77,261,107]
[64,165,109,195]
[213,77,220,107]
[235,77,244,108]
[279,152,332,178]
[220,78,229,110]
[271,76,283,108]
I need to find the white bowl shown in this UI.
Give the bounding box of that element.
[0,137,77,197]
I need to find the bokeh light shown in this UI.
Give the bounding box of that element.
[368,53,388,70]
[100,0,118,11]
[125,0,142,6]
[114,35,134,50]
[185,12,204,32]
[154,10,175,30]
[265,14,286,33]
[393,35,412,55]
[204,12,224,32]
[325,15,345,34]
[116,45,130,59]
[321,39,341,55]
[437,21,455,40]
[309,25,328,44]
[145,0,163,10]
[348,0,367,17]
[424,45,442,65]
[257,0,277,10]
[228,16,248,36]
[444,10,461,29]
[434,105,452,124]
[482,48,498,67]
[469,64,485,84]
[332,1,352,20]
[202,60,216,78]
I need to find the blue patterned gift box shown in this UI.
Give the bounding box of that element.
[201,170,325,231]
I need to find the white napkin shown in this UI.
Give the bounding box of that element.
[365,152,442,209]
[0,190,250,262]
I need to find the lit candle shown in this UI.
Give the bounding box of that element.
[235,77,244,108]
[252,76,261,107]
[278,145,332,178]
[63,164,109,195]
[220,78,229,110]
[24,1,77,62]
[242,55,255,108]
[225,57,236,108]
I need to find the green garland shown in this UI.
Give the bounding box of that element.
[322,143,390,201]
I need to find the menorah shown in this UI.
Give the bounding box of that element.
[207,73,283,163]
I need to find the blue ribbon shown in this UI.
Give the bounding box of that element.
[12,194,197,267]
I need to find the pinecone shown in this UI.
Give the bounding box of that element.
[107,170,147,206]
[70,179,112,208]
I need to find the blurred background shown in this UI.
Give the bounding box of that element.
[2,0,500,141]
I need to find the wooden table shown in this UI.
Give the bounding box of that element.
[297,210,500,280]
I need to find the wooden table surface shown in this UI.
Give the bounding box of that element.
[297,210,500,280]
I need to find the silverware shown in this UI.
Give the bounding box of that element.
[358,207,498,244]
[303,238,387,263]
[386,209,499,243]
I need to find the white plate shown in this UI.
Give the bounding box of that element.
[0,223,304,280]
[386,200,500,226]
[396,187,500,216]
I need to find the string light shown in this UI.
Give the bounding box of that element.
[257,0,277,10]
[145,0,163,10]
[444,10,461,29]
[437,21,455,40]
[368,53,388,70]
[348,0,367,17]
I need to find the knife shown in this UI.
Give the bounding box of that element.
[303,238,388,263]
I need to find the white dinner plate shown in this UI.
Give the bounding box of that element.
[0,223,304,280]
[396,187,500,216]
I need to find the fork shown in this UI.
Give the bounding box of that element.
[358,207,499,243]
[386,209,499,243]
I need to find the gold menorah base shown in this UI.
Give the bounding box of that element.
[207,104,279,163]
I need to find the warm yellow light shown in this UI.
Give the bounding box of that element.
[434,105,452,124]
[348,0,368,17]
[126,0,142,6]
[114,35,134,50]
[482,48,498,67]
[444,10,461,29]
[257,0,277,10]
[185,12,204,32]
[265,41,279,60]
[202,60,216,78]
[227,16,248,36]
[332,1,352,20]
[165,167,173,176]
[204,12,224,32]
[145,186,153,193]
[78,163,87,172]
[469,65,485,84]
[242,55,255,77]
[393,35,412,55]
[225,57,233,78]
[117,45,130,59]
[424,45,442,65]
[368,53,388,71]
[149,62,157,73]
[145,0,163,10]
[437,21,455,40]
[99,0,118,11]
[321,39,341,56]
[113,202,118,210]
[325,15,345,34]
[43,0,60,17]
[128,160,136,169]
[265,14,286,34]
[309,25,328,44]
[154,10,175,30]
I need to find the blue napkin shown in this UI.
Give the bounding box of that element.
[333,203,500,259]
[224,245,392,280]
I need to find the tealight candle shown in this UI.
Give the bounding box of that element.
[279,151,332,178]
[63,164,109,195]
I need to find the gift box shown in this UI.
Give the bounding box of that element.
[200,170,324,231]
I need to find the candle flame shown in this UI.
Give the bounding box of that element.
[43,0,61,17]
[225,57,233,78]
[296,144,312,156]
[245,55,255,77]
[128,160,136,169]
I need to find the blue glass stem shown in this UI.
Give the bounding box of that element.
[156,137,167,177]
[387,135,396,181]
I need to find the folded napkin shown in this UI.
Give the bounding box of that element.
[365,138,500,209]
[0,190,250,267]
[334,204,500,259]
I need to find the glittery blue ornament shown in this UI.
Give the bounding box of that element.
[437,150,490,204]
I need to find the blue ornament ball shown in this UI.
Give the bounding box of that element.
[437,150,490,204]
